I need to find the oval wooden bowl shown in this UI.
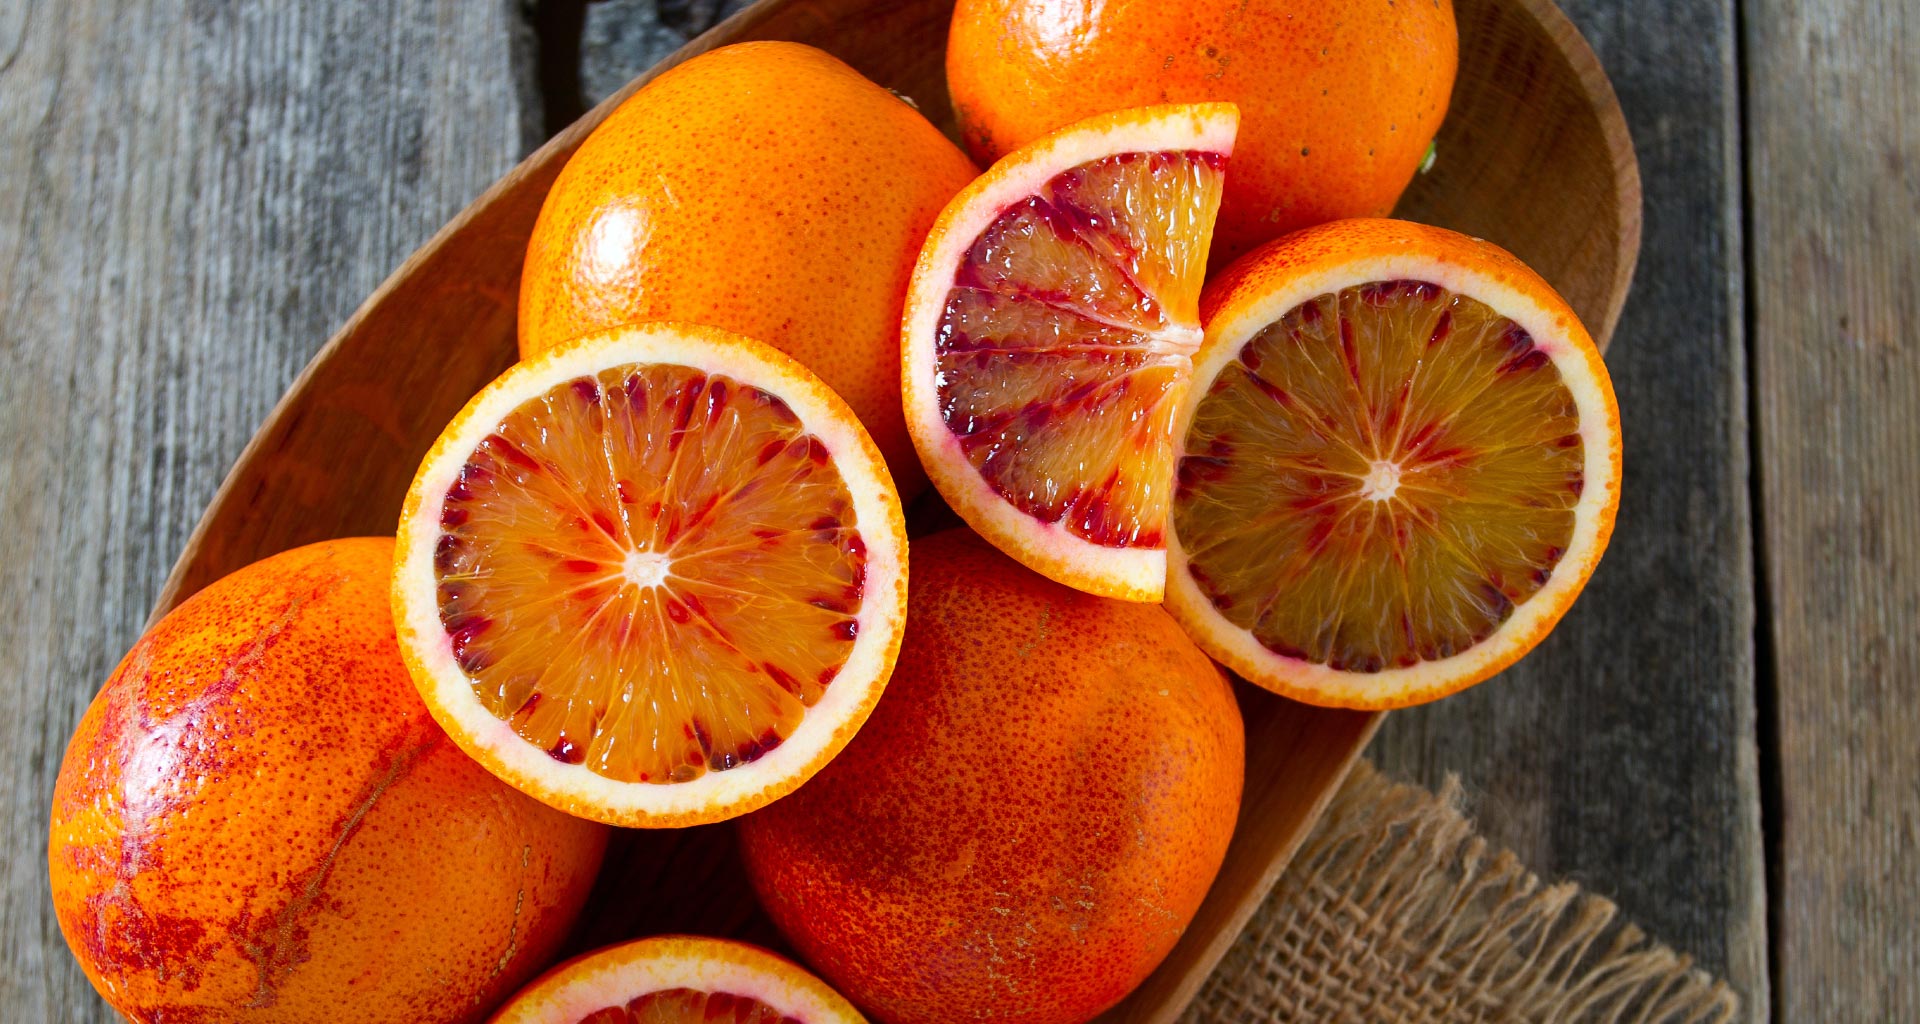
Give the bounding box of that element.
[148,0,1639,1019]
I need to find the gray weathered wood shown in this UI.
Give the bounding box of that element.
[0,1,534,1018]
[580,0,759,107]
[1369,0,1769,1014]
[1747,0,1920,1018]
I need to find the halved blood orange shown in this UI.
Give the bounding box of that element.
[489,936,864,1024]
[393,322,907,827]
[901,103,1237,601]
[1167,219,1622,709]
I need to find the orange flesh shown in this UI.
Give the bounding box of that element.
[577,988,802,1024]
[1174,281,1583,672]
[433,364,867,784]
[934,150,1224,547]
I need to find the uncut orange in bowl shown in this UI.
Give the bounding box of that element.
[900,102,1236,602]
[1168,218,1623,708]
[739,529,1243,1024]
[393,322,907,827]
[946,0,1457,265]
[48,537,607,1024]
[488,936,864,1024]
[520,40,978,495]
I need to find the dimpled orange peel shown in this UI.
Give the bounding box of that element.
[739,529,1243,1024]
[520,40,978,496]
[946,0,1456,265]
[48,538,607,1024]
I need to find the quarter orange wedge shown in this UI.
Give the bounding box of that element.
[393,323,907,827]
[900,103,1237,601]
[1167,219,1622,708]
[489,936,864,1024]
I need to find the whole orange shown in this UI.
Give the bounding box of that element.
[737,529,1244,1024]
[519,41,979,495]
[48,538,608,1024]
[945,0,1457,265]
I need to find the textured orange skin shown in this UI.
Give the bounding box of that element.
[946,0,1456,265]
[519,41,979,496]
[1190,218,1623,709]
[48,538,608,1024]
[738,530,1244,1024]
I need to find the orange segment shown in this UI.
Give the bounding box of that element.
[904,104,1237,601]
[935,151,1223,550]
[1167,219,1621,709]
[395,323,907,828]
[490,936,863,1024]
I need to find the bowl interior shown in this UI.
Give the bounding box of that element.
[146,1,1638,1021]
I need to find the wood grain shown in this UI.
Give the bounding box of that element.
[0,1,533,1018]
[1747,0,1920,1018]
[1370,0,1770,1015]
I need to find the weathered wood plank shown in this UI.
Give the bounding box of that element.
[579,0,759,108]
[0,1,534,1017]
[1747,0,1920,1018]
[1369,0,1769,1014]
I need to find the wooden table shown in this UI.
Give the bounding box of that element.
[1,0,1911,1019]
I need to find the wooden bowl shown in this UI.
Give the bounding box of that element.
[147,0,1638,1019]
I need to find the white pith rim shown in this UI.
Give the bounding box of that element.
[901,103,1239,603]
[1165,254,1622,707]
[491,936,862,1024]
[394,322,906,824]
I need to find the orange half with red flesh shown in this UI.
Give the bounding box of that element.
[394,323,907,827]
[1167,219,1622,708]
[489,936,865,1024]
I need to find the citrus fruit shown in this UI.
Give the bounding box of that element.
[738,529,1244,1024]
[520,40,978,496]
[946,0,1457,265]
[1167,218,1622,708]
[900,103,1237,602]
[393,322,908,828]
[48,538,607,1024]
[489,936,863,1024]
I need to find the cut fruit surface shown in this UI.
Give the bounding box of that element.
[1168,219,1621,709]
[489,936,864,1024]
[902,103,1236,601]
[394,323,907,827]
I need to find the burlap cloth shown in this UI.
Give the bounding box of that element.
[1179,761,1740,1023]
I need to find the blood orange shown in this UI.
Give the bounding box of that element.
[488,936,862,1024]
[1168,219,1622,707]
[945,0,1457,265]
[738,529,1243,1024]
[900,104,1237,602]
[393,323,908,827]
[48,538,606,1024]
[520,41,977,496]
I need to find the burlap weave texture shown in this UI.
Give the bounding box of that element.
[1180,761,1739,1023]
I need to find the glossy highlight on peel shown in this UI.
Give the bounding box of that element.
[48,538,606,1024]
[520,40,978,497]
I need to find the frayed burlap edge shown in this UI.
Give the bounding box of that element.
[1180,760,1739,1023]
